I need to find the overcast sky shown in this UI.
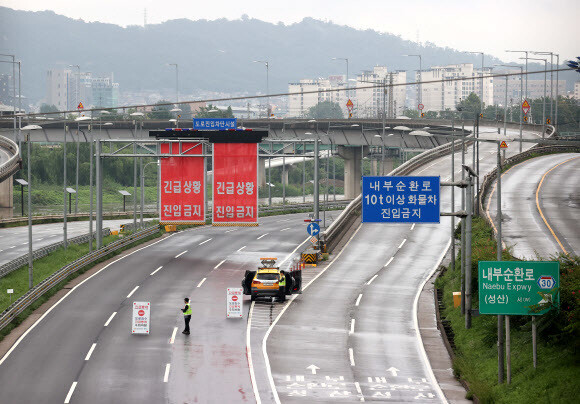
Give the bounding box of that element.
[3,0,577,63]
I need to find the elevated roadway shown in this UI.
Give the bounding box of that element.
[486,153,580,258]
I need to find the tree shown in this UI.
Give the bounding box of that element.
[307,101,344,119]
[195,104,234,118]
[403,108,419,119]
[149,100,173,120]
[456,92,482,115]
[40,103,59,113]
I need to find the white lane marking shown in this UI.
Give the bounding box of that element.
[349,319,356,335]
[398,239,407,249]
[355,381,365,401]
[214,259,225,269]
[410,223,415,230]
[0,234,176,366]
[150,266,163,275]
[367,275,378,285]
[9,246,15,248]
[257,233,269,239]
[355,294,363,306]
[64,381,77,403]
[163,363,171,383]
[37,238,43,241]
[199,238,212,245]
[174,250,187,258]
[349,348,355,366]
[126,286,139,298]
[21,242,27,245]
[247,301,261,404]
[197,278,206,288]
[261,224,363,404]
[225,229,236,233]
[280,227,291,232]
[104,312,117,327]
[169,327,178,344]
[384,257,394,267]
[84,343,97,361]
[237,246,246,252]
[412,239,451,404]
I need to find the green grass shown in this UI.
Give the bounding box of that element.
[437,217,580,403]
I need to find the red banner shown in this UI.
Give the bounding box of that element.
[159,142,205,223]
[212,143,258,225]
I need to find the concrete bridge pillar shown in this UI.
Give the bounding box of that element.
[0,176,14,218]
[258,157,267,187]
[338,146,362,199]
[281,165,289,186]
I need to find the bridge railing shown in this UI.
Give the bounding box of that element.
[0,135,20,183]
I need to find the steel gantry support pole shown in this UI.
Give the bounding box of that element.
[133,135,137,230]
[460,122,466,315]
[89,128,94,252]
[555,54,559,130]
[268,143,272,206]
[303,142,306,203]
[465,173,473,329]
[497,141,505,384]
[314,138,320,222]
[63,124,68,249]
[75,123,80,214]
[96,140,103,249]
[27,133,33,289]
[450,121,456,272]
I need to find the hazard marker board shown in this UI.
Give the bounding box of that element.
[500,141,508,149]
[522,100,530,115]
[132,302,150,334]
[226,288,243,318]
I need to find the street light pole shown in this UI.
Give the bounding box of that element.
[68,64,80,109]
[532,52,554,123]
[523,57,548,137]
[332,57,349,101]
[496,64,524,153]
[466,51,485,113]
[253,60,269,118]
[506,50,529,100]
[63,124,68,248]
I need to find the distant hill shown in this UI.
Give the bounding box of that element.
[0,7,575,105]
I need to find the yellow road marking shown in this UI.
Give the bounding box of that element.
[535,155,580,255]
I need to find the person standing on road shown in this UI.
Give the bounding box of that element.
[181,298,192,335]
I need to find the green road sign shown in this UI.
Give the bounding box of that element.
[479,261,559,315]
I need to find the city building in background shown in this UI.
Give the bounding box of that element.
[0,74,12,105]
[420,63,493,112]
[288,75,347,117]
[354,66,406,118]
[45,69,119,110]
[493,69,566,105]
[574,81,580,102]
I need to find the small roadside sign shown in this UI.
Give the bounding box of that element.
[524,116,528,122]
[479,261,559,315]
[522,99,530,115]
[546,118,551,124]
[6,289,13,294]
[132,301,150,334]
[346,99,354,110]
[500,141,508,149]
[77,102,84,110]
[226,288,243,318]
[306,222,320,236]
[310,236,318,245]
[418,103,424,111]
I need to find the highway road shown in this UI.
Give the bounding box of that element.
[487,152,580,258]
[0,144,11,166]
[258,128,541,403]
[0,219,151,267]
[0,211,340,403]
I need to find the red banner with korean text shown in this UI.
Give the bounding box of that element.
[159,142,205,224]
[212,143,258,226]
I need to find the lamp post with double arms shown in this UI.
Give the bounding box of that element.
[331,57,349,101]
[495,64,524,152]
[403,54,422,107]
[522,57,548,138]
[253,60,269,118]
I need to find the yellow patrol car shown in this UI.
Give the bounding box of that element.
[242,258,301,302]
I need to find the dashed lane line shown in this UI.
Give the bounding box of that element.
[104,312,116,327]
[169,327,178,344]
[257,233,268,240]
[349,319,356,335]
[367,275,378,285]
[355,294,363,306]
[64,381,77,403]
[280,227,291,232]
[398,239,407,249]
[84,343,97,361]
[126,286,139,298]
[174,250,187,258]
[150,266,163,275]
[349,348,355,366]
[163,364,171,383]
[410,223,415,230]
[197,278,206,288]
[214,260,225,269]
[237,246,246,252]
[384,257,394,267]
[199,238,212,245]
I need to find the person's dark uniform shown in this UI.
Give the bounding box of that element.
[181,298,192,334]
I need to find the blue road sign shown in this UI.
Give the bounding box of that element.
[537,276,556,289]
[193,118,237,130]
[306,222,320,236]
[362,176,440,223]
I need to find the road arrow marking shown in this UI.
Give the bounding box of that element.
[306,364,320,374]
[387,367,400,377]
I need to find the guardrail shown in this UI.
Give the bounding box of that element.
[478,144,580,230]
[0,135,20,183]
[322,138,474,252]
[0,228,111,279]
[0,224,159,332]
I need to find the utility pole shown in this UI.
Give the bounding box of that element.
[497,141,505,384]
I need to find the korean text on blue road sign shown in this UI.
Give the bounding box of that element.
[307,222,320,236]
[362,176,440,223]
[193,118,237,130]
